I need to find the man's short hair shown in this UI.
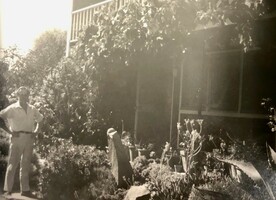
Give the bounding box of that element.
[15,86,30,97]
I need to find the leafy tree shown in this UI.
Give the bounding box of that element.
[0,47,26,101]
[0,61,8,110]
[28,29,66,84]
[36,57,107,146]
[3,30,66,94]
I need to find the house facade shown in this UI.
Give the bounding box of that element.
[177,17,276,146]
[67,0,276,147]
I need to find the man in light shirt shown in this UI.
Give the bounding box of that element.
[0,86,43,198]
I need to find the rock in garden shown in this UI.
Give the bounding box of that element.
[107,128,133,189]
[124,185,151,200]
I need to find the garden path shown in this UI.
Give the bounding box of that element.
[0,193,37,200]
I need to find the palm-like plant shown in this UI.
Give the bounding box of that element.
[178,119,204,179]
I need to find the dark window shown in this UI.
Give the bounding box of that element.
[242,50,276,113]
[181,46,276,116]
[206,52,240,111]
[181,50,205,110]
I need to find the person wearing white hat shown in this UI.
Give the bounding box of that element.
[0,86,43,198]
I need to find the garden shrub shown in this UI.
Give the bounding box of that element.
[97,188,127,200]
[198,177,259,200]
[0,136,9,188]
[132,156,150,184]
[0,156,7,188]
[145,162,192,200]
[0,136,9,157]
[29,151,42,192]
[38,137,117,200]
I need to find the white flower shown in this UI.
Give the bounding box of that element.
[197,119,204,126]
[177,122,181,131]
[184,119,190,124]
[191,130,200,140]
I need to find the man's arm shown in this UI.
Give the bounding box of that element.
[0,106,13,135]
[0,117,11,134]
[31,121,42,139]
[33,107,43,131]
[33,108,43,138]
[34,122,41,133]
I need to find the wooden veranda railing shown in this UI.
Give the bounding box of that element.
[70,0,145,42]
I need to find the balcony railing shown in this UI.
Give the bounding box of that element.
[70,0,145,42]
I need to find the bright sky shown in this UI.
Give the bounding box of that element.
[1,0,72,53]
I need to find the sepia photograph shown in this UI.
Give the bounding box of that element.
[0,0,276,199]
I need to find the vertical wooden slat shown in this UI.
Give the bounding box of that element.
[169,64,177,145]
[66,0,74,57]
[83,10,86,28]
[79,12,82,35]
[91,9,94,24]
[75,12,79,38]
[84,10,87,27]
[85,9,89,27]
[87,9,90,25]
[78,12,81,37]
[79,11,83,32]
[71,14,74,40]
[118,0,121,10]
[84,10,86,27]
[71,13,76,40]
[238,50,244,113]
[82,11,85,30]
[84,9,87,27]
[177,60,185,149]
[88,9,91,25]
[85,10,88,27]
[134,68,141,143]
[206,54,211,112]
